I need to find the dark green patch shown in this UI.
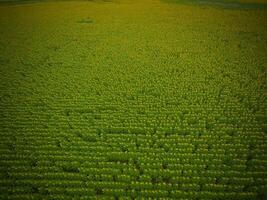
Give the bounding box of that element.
[162,0,267,9]
[0,0,44,5]
[62,165,80,173]
[95,188,103,195]
[77,18,93,24]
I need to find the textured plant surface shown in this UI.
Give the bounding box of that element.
[0,0,266,199]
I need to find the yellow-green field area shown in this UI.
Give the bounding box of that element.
[0,0,266,199]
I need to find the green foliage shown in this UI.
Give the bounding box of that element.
[0,0,266,199]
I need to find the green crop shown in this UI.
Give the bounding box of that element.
[0,0,266,199]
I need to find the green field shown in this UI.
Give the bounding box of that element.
[0,0,267,199]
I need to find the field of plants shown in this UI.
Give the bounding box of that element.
[0,0,266,199]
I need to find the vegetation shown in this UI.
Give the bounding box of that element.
[0,0,266,199]
[163,0,267,9]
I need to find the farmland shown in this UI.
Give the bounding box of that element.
[0,0,267,199]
